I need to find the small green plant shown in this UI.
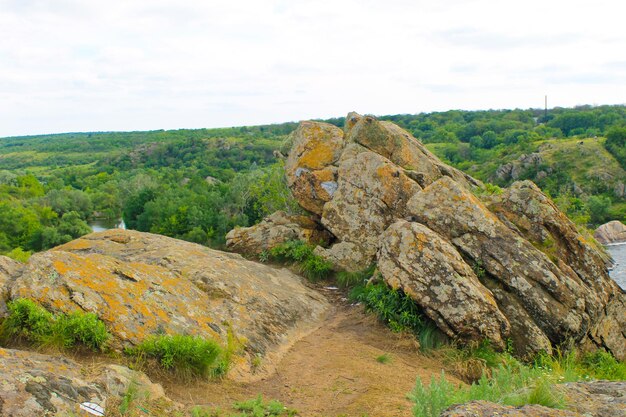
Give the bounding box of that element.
[350,283,445,350]
[0,298,110,351]
[127,334,226,379]
[265,240,333,281]
[335,265,375,288]
[233,395,297,417]
[119,380,140,415]
[376,353,391,364]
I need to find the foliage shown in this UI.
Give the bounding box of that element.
[411,343,626,417]
[0,298,110,351]
[126,334,227,379]
[265,240,333,281]
[350,283,445,350]
[232,395,297,417]
[376,353,391,364]
[335,265,376,288]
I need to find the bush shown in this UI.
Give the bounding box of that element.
[127,334,226,379]
[336,265,376,288]
[0,298,110,351]
[350,283,445,350]
[266,240,333,281]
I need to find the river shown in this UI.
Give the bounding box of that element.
[90,218,126,232]
[607,243,626,290]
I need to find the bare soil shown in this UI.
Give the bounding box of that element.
[160,288,463,417]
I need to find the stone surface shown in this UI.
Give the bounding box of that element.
[321,147,423,268]
[0,346,166,417]
[225,210,332,255]
[227,113,625,358]
[378,220,510,348]
[8,230,330,373]
[594,220,626,245]
[0,255,22,318]
[441,381,626,417]
[284,121,345,215]
[407,177,618,357]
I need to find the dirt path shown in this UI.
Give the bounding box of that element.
[162,289,462,417]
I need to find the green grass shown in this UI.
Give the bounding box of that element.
[232,396,297,417]
[411,343,626,417]
[349,283,446,350]
[335,265,376,288]
[0,298,110,351]
[126,334,227,379]
[264,240,333,281]
[376,353,391,364]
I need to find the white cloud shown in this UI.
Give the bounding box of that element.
[0,0,625,136]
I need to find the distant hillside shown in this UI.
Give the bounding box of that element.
[0,105,624,261]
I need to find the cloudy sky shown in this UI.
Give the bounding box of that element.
[1,0,625,137]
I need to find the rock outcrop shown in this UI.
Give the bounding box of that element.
[225,210,332,255]
[441,381,626,417]
[0,347,169,417]
[0,255,22,318]
[594,220,626,245]
[5,229,329,377]
[248,113,626,359]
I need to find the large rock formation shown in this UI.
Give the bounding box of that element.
[441,381,626,417]
[4,230,329,377]
[0,347,169,417]
[238,113,626,359]
[594,220,626,245]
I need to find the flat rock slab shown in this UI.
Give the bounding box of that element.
[8,230,330,377]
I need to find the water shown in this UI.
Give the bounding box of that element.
[90,218,126,232]
[607,243,626,290]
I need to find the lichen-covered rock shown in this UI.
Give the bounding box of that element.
[8,230,329,375]
[594,220,626,245]
[378,220,510,348]
[225,211,332,255]
[0,255,22,318]
[346,115,479,189]
[441,381,626,417]
[226,113,625,358]
[0,347,168,417]
[407,177,613,357]
[284,121,345,215]
[321,148,423,268]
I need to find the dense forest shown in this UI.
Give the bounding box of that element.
[1,105,625,261]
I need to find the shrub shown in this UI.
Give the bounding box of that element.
[266,240,333,281]
[0,298,110,351]
[127,334,226,379]
[0,298,53,343]
[376,353,391,364]
[350,283,445,350]
[336,265,376,288]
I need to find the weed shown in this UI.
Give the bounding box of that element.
[0,298,110,351]
[376,353,391,364]
[350,283,445,350]
[265,240,333,281]
[335,265,376,288]
[126,334,226,379]
[233,395,297,416]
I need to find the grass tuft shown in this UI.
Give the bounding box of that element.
[126,334,227,380]
[0,298,109,351]
[265,240,333,281]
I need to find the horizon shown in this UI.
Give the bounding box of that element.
[1,0,625,137]
[1,102,623,140]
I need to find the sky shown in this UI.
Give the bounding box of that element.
[1,0,625,137]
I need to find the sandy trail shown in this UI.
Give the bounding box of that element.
[162,289,461,417]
